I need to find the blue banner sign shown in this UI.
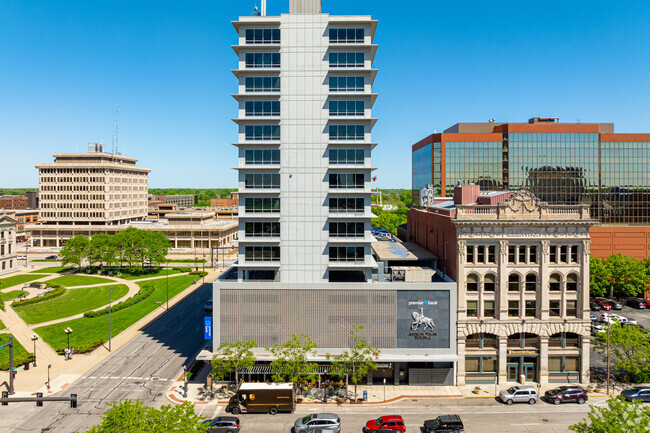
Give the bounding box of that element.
[204,317,212,340]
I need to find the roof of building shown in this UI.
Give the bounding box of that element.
[372,241,438,262]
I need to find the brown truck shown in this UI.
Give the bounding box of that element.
[227,382,295,415]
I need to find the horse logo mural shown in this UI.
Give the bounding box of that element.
[411,307,435,331]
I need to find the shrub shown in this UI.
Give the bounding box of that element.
[189,271,208,277]
[172,267,192,273]
[84,285,155,318]
[12,287,66,308]
[55,339,105,355]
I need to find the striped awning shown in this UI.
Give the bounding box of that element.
[237,364,331,374]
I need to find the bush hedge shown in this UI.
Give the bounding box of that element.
[189,271,208,277]
[54,339,105,355]
[172,267,192,273]
[12,286,65,308]
[83,285,154,318]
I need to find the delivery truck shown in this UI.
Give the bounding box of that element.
[227,382,295,415]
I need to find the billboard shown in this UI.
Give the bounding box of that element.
[396,290,450,349]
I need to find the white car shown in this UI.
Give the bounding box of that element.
[591,324,605,335]
[17,255,27,260]
[589,314,598,321]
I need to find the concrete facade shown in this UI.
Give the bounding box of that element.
[0,212,17,275]
[154,195,195,207]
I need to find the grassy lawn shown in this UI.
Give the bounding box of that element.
[15,284,130,325]
[0,274,43,290]
[0,290,29,303]
[0,334,32,370]
[35,275,196,353]
[46,275,115,287]
[121,268,183,280]
[29,266,75,274]
[0,319,5,331]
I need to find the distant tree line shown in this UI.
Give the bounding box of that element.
[371,207,408,235]
[590,254,650,298]
[60,227,170,269]
[148,188,237,207]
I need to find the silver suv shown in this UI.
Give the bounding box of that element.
[499,385,539,405]
[294,413,341,433]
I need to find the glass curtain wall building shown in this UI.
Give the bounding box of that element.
[411,120,650,225]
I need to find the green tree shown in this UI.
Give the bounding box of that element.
[371,207,407,235]
[328,325,379,401]
[595,323,650,383]
[144,231,171,267]
[399,189,413,207]
[87,399,207,432]
[211,340,257,384]
[589,256,611,298]
[607,254,647,298]
[569,396,650,433]
[88,233,112,268]
[60,235,89,269]
[267,333,318,383]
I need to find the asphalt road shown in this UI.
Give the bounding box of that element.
[0,281,213,432]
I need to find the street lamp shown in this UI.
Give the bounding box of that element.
[31,333,38,367]
[108,287,112,352]
[47,364,52,392]
[64,327,73,353]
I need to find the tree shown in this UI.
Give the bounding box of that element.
[211,340,257,384]
[144,231,171,267]
[87,233,112,268]
[569,396,650,433]
[267,333,318,383]
[589,256,611,298]
[87,399,207,432]
[60,235,90,269]
[606,254,647,298]
[595,323,650,383]
[328,325,379,400]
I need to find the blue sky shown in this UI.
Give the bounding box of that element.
[1,0,649,189]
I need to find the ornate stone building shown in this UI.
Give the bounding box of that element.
[0,212,18,275]
[407,185,597,385]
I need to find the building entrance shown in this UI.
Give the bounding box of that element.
[507,356,538,383]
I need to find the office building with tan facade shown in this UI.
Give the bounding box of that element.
[0,212,18,275]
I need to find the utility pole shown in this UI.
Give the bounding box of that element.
[1,337,15,394]
[606,324,610,395]
[108,287,112,351]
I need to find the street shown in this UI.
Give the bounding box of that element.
[0,280,213,432]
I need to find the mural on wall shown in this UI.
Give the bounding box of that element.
[397,290,450,349]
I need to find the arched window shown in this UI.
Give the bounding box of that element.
[466,273,479,292]
[484,274,496,292]
[525,274,537,291]
[508,274,520,291]
[566,273,578,291]
[549,273,561,291]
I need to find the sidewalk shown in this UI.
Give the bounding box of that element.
[0,268,224,397]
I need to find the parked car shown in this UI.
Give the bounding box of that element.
[626,298,647,309]
[17,237,28,242]
[590,301,601,311]
[294,413,341,433]
[621,386,650,403]
[606,300,623,310]
[621,322,644,329]
[589,313,598,322]
[45,255,57,260]
[364,416,406,432]
[204,299,213,312]
[16,255,26,260]
[644,299,650,309]
[594,299,612,310]
[203,416,240,433]
[424,415,465,432]
[544,386,588,405]
[591,324,605,335]
[498,386,539,405]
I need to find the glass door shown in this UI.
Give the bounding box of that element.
[507,363,519,381]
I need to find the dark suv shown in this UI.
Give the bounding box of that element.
[424,415,464,432]
[544,386,588,405]
[626,298,647,309]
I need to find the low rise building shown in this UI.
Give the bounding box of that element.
[406,185,597,385]
[0,212,18,274]
[154,195,195,207]
[0,195,29,210]
[14,209,40,239]
[211,194,239,208]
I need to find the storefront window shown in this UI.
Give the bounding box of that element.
[466,357,480,372]
[549,355,580,372]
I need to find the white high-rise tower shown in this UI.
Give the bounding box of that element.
[234,0,378,283]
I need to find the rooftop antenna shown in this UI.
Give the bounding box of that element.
[253,3,260,16]
[262,0,266,16]
[113,107,120,155]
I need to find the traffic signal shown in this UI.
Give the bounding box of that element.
[36,392,43,407]
[70,394,77,408]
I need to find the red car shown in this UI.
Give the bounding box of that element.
[595,299,612,310]
[644,299,650,309]
[364,416,406,432]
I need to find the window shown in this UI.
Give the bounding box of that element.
[245,246,280,261]
[245,222,280,237]
[245,28,280,44]
[560,246,568,263]
[466,274,478,292]
[466,245,474,263]
[329,28,364,43]
[465,356,497,373]
[245,149,280,165]
[245,76,280,92]
[244,173,280,189]
[487,245,496,263]
[245,100,280,116]
[525,301,536,317]
[508,300,519,317]
[566,300,577,317]
[508,274,520,291]
[518,247,526,263]
[550,246,557,263]
[467,300,478,318]
[484,274,496,292]
[329,222,364,238]
[329,125,364,140]
[529,246,537,263]
[484,300,496,318]
[549,356,580,373]
[245,52,280,68]
[329,246,364,262]
[329,100,364,116]
[477,246,485,263]
[549,273,561,291]
[329,148,364,165]
[549,300,561,317]
[566,274,578,291]
[329,173,364,189]
[550,332,580,348]
[508,246,515,263]
[244,197,280,213]
[329,76,364,92]
[245,125,280,141]
[329,197,364,213]
[329,52,364,67]
[570,246,578,263]
[525,274,537,291]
